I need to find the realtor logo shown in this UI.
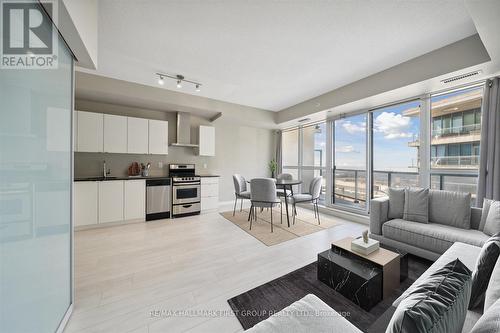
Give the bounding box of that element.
[1,0,58,69]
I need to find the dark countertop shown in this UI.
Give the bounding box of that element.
[74,176,171,182]
[74,174,219,181]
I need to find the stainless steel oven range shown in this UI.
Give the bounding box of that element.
[169,164,201,217]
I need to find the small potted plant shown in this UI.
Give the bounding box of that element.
[269,159,277,179]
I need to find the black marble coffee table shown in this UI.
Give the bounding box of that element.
[317,237,407,311]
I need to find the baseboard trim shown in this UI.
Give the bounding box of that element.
[220,200,368,225]
[56,303,73,333]
[296,203,369,225]
[75,218,145,231]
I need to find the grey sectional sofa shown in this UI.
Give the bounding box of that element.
[369,189,490,261]
[246,242,498,332]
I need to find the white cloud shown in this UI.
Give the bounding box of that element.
[374,112,414,139]
[342,121,366,134]
[336,145,359,153]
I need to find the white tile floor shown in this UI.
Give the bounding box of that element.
[64,204,367,333]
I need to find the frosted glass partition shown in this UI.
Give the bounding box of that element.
[0,11,74,333]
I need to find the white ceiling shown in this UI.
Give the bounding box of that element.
[83,0,478,111]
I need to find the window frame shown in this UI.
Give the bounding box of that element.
[280,81,485,215]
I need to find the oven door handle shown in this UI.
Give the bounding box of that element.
[173,182,201,187]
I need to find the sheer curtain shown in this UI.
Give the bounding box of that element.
[477,78,500,206]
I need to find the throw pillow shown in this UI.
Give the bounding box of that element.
[469,232,500,309]
[428,189,471,229]
[484,255,500,311]
[386,259,472,333]
[388,187,405,219]
[403,187,429,223]
[484,201,500,236]
[479,199,494,231]
[470,298,500,333]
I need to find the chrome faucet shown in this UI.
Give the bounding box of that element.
[103,160,111,178]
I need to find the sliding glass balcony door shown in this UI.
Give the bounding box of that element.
[333,114,367,210]
[0,8,74,333]
[430,85,483,205]
[302,123,326,204]
[372,100,421,198]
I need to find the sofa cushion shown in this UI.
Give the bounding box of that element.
[382,219,489,254]
[485,255,500,311]
[403,188,429,223]
[388,188,405,219]
[471,207,483,230]
[428,189,471,229]
[394,242,482,308]
[484,201,500,236]
[462,310,483,333]
[470,298,500,333]
[479,199,495,231]
[469,233,500,309]
[386,259,472,333]
[245,294,362,333]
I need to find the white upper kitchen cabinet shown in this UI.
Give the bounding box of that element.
[127,117,149,154]
[148,119,168,154]
[199,125,215,156]
[103,114,128,153]
[74,182,98,226]
[76,111,103,152]
[124,180,146,220]
[98,181,124,223]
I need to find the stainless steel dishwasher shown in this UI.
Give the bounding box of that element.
[146,178,171,221]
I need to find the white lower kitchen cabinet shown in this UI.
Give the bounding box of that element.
[201,177,219,212]
[124,180,146,220]
[74,182,98,226]
[98,181,124,223]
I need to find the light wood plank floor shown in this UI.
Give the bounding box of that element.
[64,204,367,333]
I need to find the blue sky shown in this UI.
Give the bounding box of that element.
[312,101,420,171]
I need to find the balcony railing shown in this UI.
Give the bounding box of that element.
[432,123,481,137]
[333,168,478,207]
[334,169,419,204]
[431,155,479,168]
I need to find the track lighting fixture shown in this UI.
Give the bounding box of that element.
[155,73,202,92]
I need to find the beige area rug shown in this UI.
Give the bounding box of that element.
[220,206,343,246]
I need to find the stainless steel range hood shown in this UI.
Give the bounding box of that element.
[170,112,199,147]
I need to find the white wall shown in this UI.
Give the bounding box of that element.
[63,0,98,68]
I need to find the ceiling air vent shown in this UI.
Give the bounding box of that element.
[441,70,482,84]
[298,118,311,123]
